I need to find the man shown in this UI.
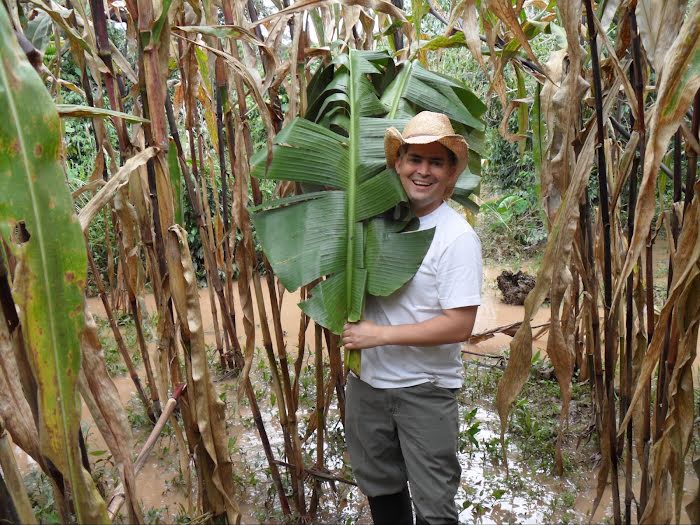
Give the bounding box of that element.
[342,111,482,525]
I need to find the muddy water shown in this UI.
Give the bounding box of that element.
[13,266,700,523]
[86,272,567,523]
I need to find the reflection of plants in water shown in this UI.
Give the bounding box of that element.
[543,490,578,525]
[455,359,591,522]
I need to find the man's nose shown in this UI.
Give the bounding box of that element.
[417,160,431,174]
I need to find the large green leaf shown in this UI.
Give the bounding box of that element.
[307,56,487,200]
[251,50,485,375]
[0,6,109,523]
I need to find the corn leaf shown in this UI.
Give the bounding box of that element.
[0,7,109,522]
[56,104,150,122]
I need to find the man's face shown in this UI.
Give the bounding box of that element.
[395,142,458,217]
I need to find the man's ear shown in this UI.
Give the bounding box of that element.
[443,166,460,199]
[448,163,459,181]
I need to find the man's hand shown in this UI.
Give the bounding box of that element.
[342,321,385,350]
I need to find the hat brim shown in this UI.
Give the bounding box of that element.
[384,127,469,176]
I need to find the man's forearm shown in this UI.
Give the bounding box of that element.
[379,309,477,347]
[342,306,478,350]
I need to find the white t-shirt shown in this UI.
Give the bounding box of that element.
[360,202,482,389]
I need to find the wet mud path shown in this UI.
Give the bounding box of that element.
[12,265,699,523]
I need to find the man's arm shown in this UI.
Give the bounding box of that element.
[342,306,478,350]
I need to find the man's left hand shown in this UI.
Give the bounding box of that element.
[342,321,385,350]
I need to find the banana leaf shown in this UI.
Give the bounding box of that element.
[251,49,485,374]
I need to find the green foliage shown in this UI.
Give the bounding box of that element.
[251,50,486,377]
[426,25,563,263]
[96,314,154,376]
[461,355,589,476]
[458,407,481,454]
[478,128,547,261]
[0,7,110,519]
[24,471,61,524]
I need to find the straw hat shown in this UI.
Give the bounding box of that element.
[384,111,469,175]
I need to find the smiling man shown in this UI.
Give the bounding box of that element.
[342,112,483,525]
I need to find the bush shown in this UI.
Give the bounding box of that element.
[478,129,547,261]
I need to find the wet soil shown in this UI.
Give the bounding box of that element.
[12,264,700,524]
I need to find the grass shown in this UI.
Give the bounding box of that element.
[456,353,597,523]
[96,312,156,377]
[24,470,61,524]
[462,353,593,475]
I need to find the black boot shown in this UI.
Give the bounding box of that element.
[368,485,413,525]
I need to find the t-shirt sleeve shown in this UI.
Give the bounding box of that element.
[437,229,482,309]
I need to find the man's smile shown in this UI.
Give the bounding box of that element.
[410,178,435,188]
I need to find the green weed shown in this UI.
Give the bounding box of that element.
[458,407,481,454]
[24,470,62,524]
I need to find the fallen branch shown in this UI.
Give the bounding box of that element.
[272,459,358,487]
[467,321,550,344]
[106,384,187,519]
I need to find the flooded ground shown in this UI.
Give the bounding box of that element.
[12,265,700,524]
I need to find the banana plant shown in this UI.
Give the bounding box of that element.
[251,49,485,374]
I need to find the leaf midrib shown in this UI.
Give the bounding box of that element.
[345,51,359,312]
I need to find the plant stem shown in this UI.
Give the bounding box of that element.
[628,11,652,513]
[86,245,154,420]
[583,2,620,523]
[0,416,36,524]
[684,90,700,215]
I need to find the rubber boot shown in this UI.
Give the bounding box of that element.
[368,485,413,525]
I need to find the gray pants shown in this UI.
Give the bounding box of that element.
[345,374,461,524]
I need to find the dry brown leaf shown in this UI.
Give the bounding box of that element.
[487,0,543,68]
[591,402,613,516]
[78,147,158,232]
[636,0,688,77]
[168,225,240,523]
[232,124,256,389]
[640,270,699,524]
[496,73,620,458]
[462,0,487,72]
[614,3,700,312]
[0,308,41,466]
[540,45,589,220]
[593,14,638,120]
[113,188,144,297]
[285,13,304,122]
[687,458,700,523]
[79,310,143,524]
[174,34,275,169]
[71,179,105,200]
[252,0,409,35]
[609,131,640,213]
[619,181,700,433]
